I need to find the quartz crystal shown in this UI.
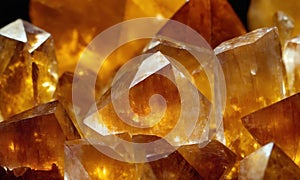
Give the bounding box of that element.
[83,52,212,146]
[283,36,300,95]
[177,140,236,179]
[0,101,80,174]
[242,93,300,166]
[166,0,246,48]
[214,27,286,158]
[273,11,294,46]
[239,142,300,179]
[248,0,300,37]
[30,0,185,74]
[0,19,58,121]
[65,135,236,180]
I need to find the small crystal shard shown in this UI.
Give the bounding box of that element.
[163,0,246,48]
[0,19,58,121]
[239,142,300,179]
[0,101,79,173]
[248,0,300,37]
[30,0,185,74]
[242,93,300,166]
[273,11,294,46]
[283,37,300,95]
[82,52,212,146]
[214,27,286,158]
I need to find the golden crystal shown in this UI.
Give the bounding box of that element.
[283,37,300,95]
[242,93,300,166]
[0,19,58,121]
[163,0,246,48]
[248,0,300,37]
[214,27,286,158]
[0,101,79,173]
[273,11,295,46]
[239,142,300,179]
[30,0,185,75]
[83,52,211,146]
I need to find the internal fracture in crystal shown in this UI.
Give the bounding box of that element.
[0,19,58,121]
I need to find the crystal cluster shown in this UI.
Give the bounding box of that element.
[0,0,299,179]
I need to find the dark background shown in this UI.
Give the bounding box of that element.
[0,0,250,29]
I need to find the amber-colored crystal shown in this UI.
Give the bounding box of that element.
[273,11,294,46]
[214,27,286,158]
[83,52,211,146]
[65,139,138,179]
[239,142,300,179]
[283,37,300,95]
[248,0,300,37]
[0,19,58,121]
[0,101,79,173]
[177,140,236,179]
[242,93,300,166]
[30,0,185,75]
[165,0,246,48]
[0,164,62,180]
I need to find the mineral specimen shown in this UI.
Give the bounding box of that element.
[242,93,300,166]
[283,36,300,95]
[30,0,186,74]
[0,101,79,174]
[0,19,58,121]
[165,0,246,48]
[82,52,212,146]
[239,142,300,179]
[214,27,286,158]
[248,0,300,37]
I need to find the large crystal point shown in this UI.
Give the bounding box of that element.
[164,0,246,48]
[283,36,300,95]
[30,0,185,74]
[239,142,300,179]
[0,101,80,173]
[177,140,236,179]
[214,27,286,158]
[248,0,300,37]
[0,19,58,121]
[82,52,212,147]
[242,93,300,166]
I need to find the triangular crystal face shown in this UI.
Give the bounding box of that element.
[0,19,27,43]
[0,19,51,53]
[0,20,58,121]
[82,52,212,146]
[239,142,300,179]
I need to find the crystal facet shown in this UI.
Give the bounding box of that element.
[239,142,300,179]
[83,52,211,146]
[30,0,185,74]
[283,36,300,95]
[0,101,79,173]
[248,0,300,37]
[273,11,295,46]
[242,93,300,166]
[214,27,286,158]
[165,0,246,48]
[0,19,58,121]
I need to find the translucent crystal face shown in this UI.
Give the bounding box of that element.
[0,19,58,121]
